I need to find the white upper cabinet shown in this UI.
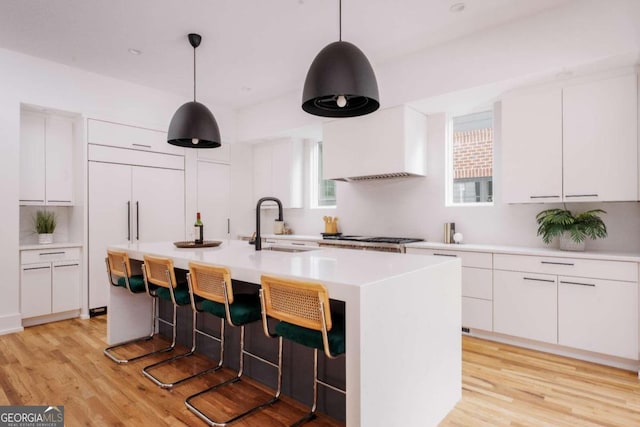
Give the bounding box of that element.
[501,88,563,203]
[87,118,184,156]
[501,71,638,203]
[322,105,427,180]
[20,111,74,205]
[252,139,303,208]
[563,74,638,202]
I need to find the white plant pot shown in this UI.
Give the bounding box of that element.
[559,232,585,252]
[38,233,54,245]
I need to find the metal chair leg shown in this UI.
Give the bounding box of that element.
[185,332,283,426]
[103,297,175,364]
[143,312,225,389]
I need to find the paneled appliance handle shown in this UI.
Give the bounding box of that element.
[127,201,131,241]
[136,201,139,240]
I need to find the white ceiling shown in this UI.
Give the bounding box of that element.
[0,0,572,110]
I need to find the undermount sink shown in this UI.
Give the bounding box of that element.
[263,245,319,253]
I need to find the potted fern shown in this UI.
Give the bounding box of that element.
[536,208,607,251]
[34,210,56,244]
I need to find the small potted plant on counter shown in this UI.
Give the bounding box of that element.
[34,210,56,244]
[536,208,607,251]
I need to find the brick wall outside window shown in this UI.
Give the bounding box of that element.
[453,128,493,180]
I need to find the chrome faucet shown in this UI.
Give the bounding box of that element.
[254,197,283,251]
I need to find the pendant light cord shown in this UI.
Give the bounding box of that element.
[193,44,197,102]
[339,0,342,41]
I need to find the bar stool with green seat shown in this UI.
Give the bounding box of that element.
[259,274,346,427]
[184,261,283,426]
[103,249,174,364]
[140,254,210,388]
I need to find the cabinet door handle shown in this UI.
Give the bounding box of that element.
[291,242,305,246]
[227,218,230,234]
[136,201,140,240]
[24,266,51,271]
[54,263,79,268]
[559,280,595,287]
[131,143,152,148]
[541,261,574,266]
[523,277,555,283]
[433,253,457,257]
[40,251,65,256]
[565,194,598,198]
[47,200,72,203]
[530,195,560,199]
[20,199,45,202]
[127,201,131,241]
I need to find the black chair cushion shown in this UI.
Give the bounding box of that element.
[201,293,262,326]
[116,275,146,293]
[275,313,346,355]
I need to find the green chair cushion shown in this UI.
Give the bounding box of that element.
[116,275,146,293]
[275,313,345,355]
[155,284,191,306]
[201,293,262,326]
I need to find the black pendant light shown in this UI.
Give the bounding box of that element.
[168,33,221,148]
[302,0,379,118]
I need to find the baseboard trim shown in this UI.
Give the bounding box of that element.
[22,310,81,328]
[0,313,24,336]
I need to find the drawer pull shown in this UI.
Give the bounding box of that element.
[523,277,555,283]
[530,195,560,199]
[55,263,79,268]
[541,261,574,266]
[23,266,51,271]
[433,253,457,257]
[132,143,152,148]
[40,251,65,256]
[291,242,305,246]
[565,194,598,198]
[560,280,595,287]
[47,200,72,203]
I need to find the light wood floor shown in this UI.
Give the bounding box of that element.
[1,318,639,426]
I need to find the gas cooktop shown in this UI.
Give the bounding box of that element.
[322,235,424,244]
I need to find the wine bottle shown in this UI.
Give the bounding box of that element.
[194,212,203,244]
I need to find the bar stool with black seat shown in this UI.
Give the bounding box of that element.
[103,249,174,364]
[184,261,282,426]
[259,274,346,427]
[140,254,213,388]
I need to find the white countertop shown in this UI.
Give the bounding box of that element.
[260,233,322,242]
[20,242,83,251]
[110,240,454,301]
[405,241,640,263]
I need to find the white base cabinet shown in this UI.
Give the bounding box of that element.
[493,270,558,344]
[558,276,638,359]
[20,247,81,322]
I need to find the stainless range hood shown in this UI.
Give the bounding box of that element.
[322,105,427,181]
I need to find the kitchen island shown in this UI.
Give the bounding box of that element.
[107,240,461,427]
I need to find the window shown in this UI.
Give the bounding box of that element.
[447,111,494,205]
[311,141,336,208]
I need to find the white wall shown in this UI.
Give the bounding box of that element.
[0,47,234,334]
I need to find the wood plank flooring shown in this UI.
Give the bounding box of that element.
[1,317,639,426]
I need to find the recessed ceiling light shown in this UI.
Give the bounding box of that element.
[241,86,252,92]
[128,48,142,56]
[450,3,465,13]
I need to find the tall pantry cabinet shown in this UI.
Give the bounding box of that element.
[87,119,185,312]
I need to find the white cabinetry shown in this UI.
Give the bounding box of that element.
[493,253,638,358]
[558,277,637,359]
[263,238,319,248]
[87,122,185,311]
[323,105,427,180]
[197,161,230,239]
[563,74,638,202]
[20,247,81,324]
[493,270,557,343]
[501,72,638,203]
[87,118,184,156]
[20,111,74,205]
[501,88,563,203]
[405,248,493,331]
[253,139,303,208]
